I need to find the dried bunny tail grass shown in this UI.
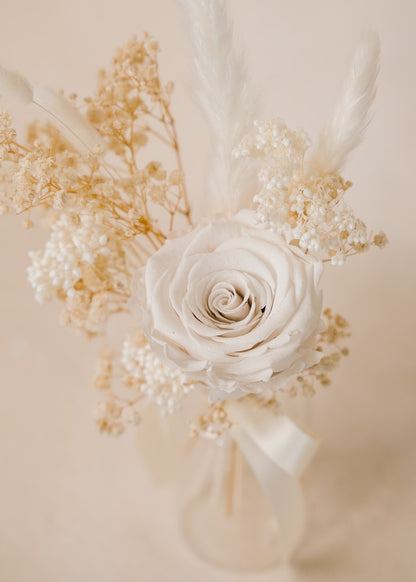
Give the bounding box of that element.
[309,32,380,175]
[178,0,258,216]
[32,86,105,154]
[0,66,33,103]
[0,65,103,154]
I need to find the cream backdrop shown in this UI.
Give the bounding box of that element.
[0,1,415,581]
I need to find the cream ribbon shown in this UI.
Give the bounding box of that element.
[225,400,320,562]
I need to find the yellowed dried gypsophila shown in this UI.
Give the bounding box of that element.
[0,35,191,338]
[284,308,350,397]
[93,347,143,435]
[85,33,191,232]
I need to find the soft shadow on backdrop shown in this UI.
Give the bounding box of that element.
[0,1,415,581]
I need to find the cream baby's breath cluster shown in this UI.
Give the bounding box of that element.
[92,331,197,435]
[234,118,387,265]
[121,331,196,416]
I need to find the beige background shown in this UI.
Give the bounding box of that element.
[0,0,415,580]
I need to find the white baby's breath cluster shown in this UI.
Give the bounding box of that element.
[121,331,196,415]
[27,213,130,335]
[234,118,384,265]
[287,175,366,266]
[234,118,311,189]
[28,213,116,302]
[92,330,197,433]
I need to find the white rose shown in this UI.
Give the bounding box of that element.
[136,211,323,401]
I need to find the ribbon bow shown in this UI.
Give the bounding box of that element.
[226,399,320,562]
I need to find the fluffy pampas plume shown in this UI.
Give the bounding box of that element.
[0,65,103,154]
[178,0,258,217]
[309,32,380,175]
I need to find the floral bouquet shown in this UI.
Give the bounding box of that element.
[0,0,386,571]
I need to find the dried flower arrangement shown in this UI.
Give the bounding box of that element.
[0,10,386,432]
[0,0,387,563]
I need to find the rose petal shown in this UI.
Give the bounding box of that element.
[136,210,323,399]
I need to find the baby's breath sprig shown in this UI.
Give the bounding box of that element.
[284,308,351,397]
[190,392,282,445]
[120,330,196,416]
[85,34,192,232]
[190,403,232,445]
[93,329,197,435]
[234,118,387,265]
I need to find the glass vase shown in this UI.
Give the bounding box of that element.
[179,434,283,572]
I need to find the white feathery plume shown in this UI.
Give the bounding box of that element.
[0,65,103,154]
[178,0,258,216]
[309,33,380,175]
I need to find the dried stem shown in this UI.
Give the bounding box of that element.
[225,439,239,516]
